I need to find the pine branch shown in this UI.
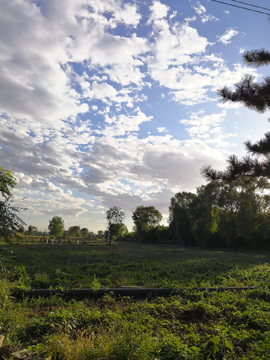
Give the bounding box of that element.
[245,132,270,155]
[243,49,270,67]
[218,75,270,112]
[204,47,270,184]
[202,155,270,183]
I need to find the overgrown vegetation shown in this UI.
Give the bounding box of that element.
[1,240,270,358]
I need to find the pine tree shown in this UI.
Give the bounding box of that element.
[202,49,270,182]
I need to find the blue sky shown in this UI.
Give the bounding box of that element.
[1,0,270,232]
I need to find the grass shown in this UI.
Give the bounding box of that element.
[1,240,270,359]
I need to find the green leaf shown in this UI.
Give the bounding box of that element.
[211,336,220,345]
[225,339,233,350]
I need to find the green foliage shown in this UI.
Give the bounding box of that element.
[106,206,125,245]
[169,192,196,246]
[68,226,81,238]
[81,228,88,238]
[2,243,270,358]
[106,206,125,225]
[90,274,102,291]
[0,167,16,199]
[87,231,95,239]
[0,167,26,243]
[48,216,65,238]
[133,205,162,231]
[113,223,128,239]
[168,181,270,251]
[97,230,104,238]
[132,205,162,243]
[28,225,37,236]
[0,198,27,244]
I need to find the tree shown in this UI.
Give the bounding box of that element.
[202,49,270,182]
[48,216,65,238]
[0,167,26,243]
[0,167,16,198]
[68,226,81,238]
[97,230,104,239]
[169,192,196,246]
[28,225,37,236]
[28,225,34,236]
[217,184,241,251]
[235,183,270,250]
[106,206,125,245]
[191,183,220,248]
[132,205,162,242]
[114,223,128,239]
[81,227,89,238]
[132,206,162,230]
[87,231,95,239]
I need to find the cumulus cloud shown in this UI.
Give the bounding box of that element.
[148,1,169,22]
[180,110,237,148]
[218,29,238,45]
[0,0,261,231]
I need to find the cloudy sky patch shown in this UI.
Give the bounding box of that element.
[0,0,269,231]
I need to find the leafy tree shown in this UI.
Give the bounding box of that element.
[104,230,109,242]
[48,216,65,238]
[236,183,270,250]
[28,226,33,236]
[106,206,125,245]
[132,205,162,234]
[0,167,16,198]
[155,225,170,243]
[0,167,26,243]
[169,192,196,246]
[114,223,128,239]
[217,184,242,251]
[28,225,37,236]
[97,230,104,239]
[68,226,81,238]
[202,49,270,182]
[81,227,89,238]
[87,231,95,239]
[191,183,220,248]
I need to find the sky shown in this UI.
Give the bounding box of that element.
[1,0,270,233]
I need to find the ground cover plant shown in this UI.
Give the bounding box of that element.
[1,240,270,359]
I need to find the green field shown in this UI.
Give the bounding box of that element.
[1,241,270,359]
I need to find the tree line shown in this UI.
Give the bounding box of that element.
[111,180,270,251]
[2,167,270,251]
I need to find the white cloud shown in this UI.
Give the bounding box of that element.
[193,2,206,16]
[0,1,89,127]
[180,110,237,148]
[218,29,238,45]
[103,109,153,136]
[157,127,168,133]
[148,1,169,22]
[14,185,89,220]
[193,2,218,23]
[0,0,264,231]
